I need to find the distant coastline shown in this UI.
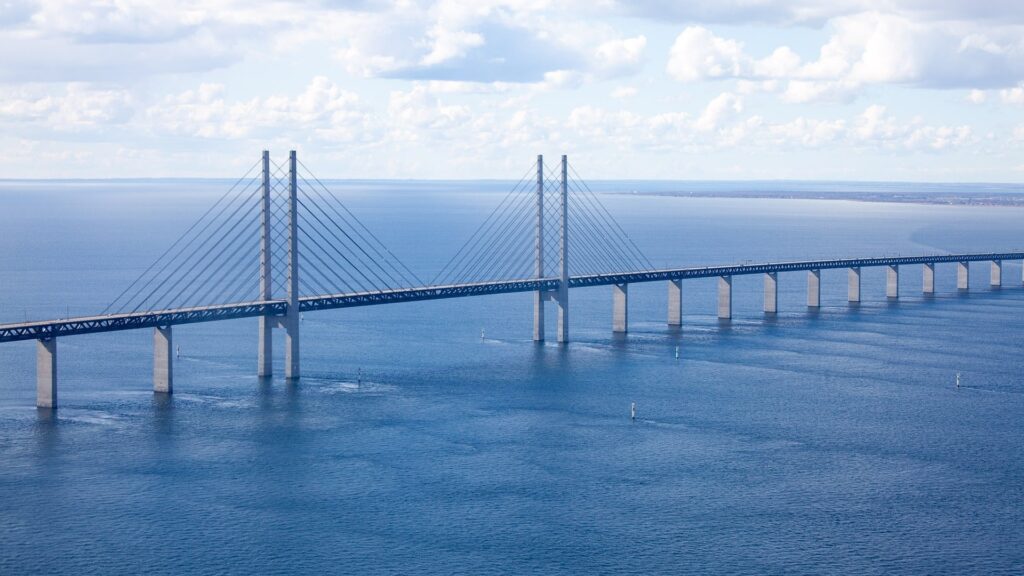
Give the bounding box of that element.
[614,189,1024,206]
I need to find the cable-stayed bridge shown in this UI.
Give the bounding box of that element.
[2,151,1021,409]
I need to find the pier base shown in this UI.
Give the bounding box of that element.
[36,338,56,409]
[258,316,272,376]
[764,272,777,314]
[923,263,935,294]
[958,262,970,291]
[991,260,1002,287]
[718,276,732,319]
[557,290,569,343]
[613,283,628,333]
[807,270,820,308]
[667,279,682,326]
[533,290,545,341]
[154,326,173,394]
[887,265,899,299]
[285,316,299,380]
[848,267,861,302]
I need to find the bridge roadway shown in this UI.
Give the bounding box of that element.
[2,250,1021,344]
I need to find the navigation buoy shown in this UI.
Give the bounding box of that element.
[176,345,180,358]
[956,371,961,389]
[630,402,636,421]
[481,328,485,340]
[357,368,362,386]
[674,346,680,360]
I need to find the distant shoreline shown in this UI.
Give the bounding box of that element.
[616,190,1024,207]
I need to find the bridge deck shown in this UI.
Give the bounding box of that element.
[2,251,1020,343]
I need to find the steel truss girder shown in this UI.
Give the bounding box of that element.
[0,301,286,343]
[2,251,1022,344]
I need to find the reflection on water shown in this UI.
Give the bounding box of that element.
[1,183,1024,573]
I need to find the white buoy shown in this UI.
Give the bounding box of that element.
[176,345,180,358]
[630,402,636,421]
[481,328,485,340]
[674,346,680,360]
[956,371,961,389]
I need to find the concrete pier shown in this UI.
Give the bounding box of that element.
[36,338,56,409]
[258,150,273,377]
[613,283,628,333]
[154,326,172,394]
[923,263,935,294]
[763,272,777,314]
[958,261,970,291]
[718,275,732,319]
[807,270,820,308]
[533,154,545,342]
[557,155,569,343]
[285,150,300,379]
[848,267,861,302]
[991,260,1002,287]
[887,265,899,298]
[533,292,545,341]
[667,279,682,326]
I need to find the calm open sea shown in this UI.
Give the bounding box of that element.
[1,179,1023,575]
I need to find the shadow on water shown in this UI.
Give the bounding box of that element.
[152,392,174,439]
[34,407,59,459]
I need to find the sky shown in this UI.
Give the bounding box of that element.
[1,0,1023,181]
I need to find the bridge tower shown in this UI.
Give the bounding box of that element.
[257,150,300,379]
[533,155,545,341]
[557,155,569,343]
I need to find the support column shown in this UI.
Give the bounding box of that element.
[848,267,861,302]
[556,155,569,343]
[718,276,732,319]
[991,260,1002,287]
[887,265,899,299]
[533,155,545,342]
[923,263,935,294]
[807,270,820,308]
[613,283,628,333]
[154,326,173,394]
[763,272,777,314]
[667,279,682,326]
[36,338,56,409]
[958,261,969,291]
[258,150,273,377]
[285,150,300,379]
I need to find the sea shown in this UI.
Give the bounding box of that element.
[1,179,1023,575]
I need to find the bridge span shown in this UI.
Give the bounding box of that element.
[3,150,1020,408]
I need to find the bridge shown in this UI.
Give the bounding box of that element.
[2,151,1020,408]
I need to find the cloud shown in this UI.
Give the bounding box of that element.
[0,83,134,131]
[666,13,1024,102]
[144,76,372,142]
[610,86,637,99]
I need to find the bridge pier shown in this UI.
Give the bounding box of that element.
[958,261,970,290]
[848,267,861,302]
[36,338,56,409]
[718,276,732,319]
[763,272,777,314]
[991,260,1002,287]
[667,279,682,326]
[923,263,935,294]
[887,265,899,299]
[258,317,272,376]
[533,292,545,341]
[557,155,569,343]
[533,154,545,342]
[613,283,628,333]
[154,326,173,394]
[807,270,820,308]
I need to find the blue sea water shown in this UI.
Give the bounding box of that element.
[1,179,1023,574]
